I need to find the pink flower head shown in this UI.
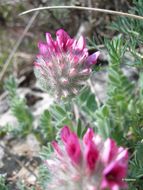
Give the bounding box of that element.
[34,29,100,99]
[45,126,128,190]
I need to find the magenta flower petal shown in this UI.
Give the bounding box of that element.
[85,141,99,171]
[38,42,48,55]
[101,161,128,190]
[102,139,118,164]
[56,29,72,51]
[51,141,63,156]
[65,132,81,165]
[61,126,71,143]
[75,36,86,51]
[116,149,128,162]
[83,128,94,145]
[86,51,100,66]
[46,32,56,50]
[61,126,82,164]
[101,148,128,190]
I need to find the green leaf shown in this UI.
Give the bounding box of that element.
[86,94,97,112]
[77,85,98,123]
[36,109,55,143]
[40,110,51,130]
[49,103,73,129]
[77,118,82,137]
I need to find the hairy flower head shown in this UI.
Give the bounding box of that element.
[34,29,100,99]
[45,127,128,190]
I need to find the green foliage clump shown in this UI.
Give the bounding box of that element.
[96,36,135,141]
[111,0,143,69]
[4,76,33,136]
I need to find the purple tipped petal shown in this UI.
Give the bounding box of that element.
[86,51,100,66]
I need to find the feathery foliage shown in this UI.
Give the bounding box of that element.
[4,76,33,136]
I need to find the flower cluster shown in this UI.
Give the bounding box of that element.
[34,29,100,99]
[45,126,128,190]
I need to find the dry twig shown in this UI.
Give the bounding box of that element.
[19,5,143,20]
